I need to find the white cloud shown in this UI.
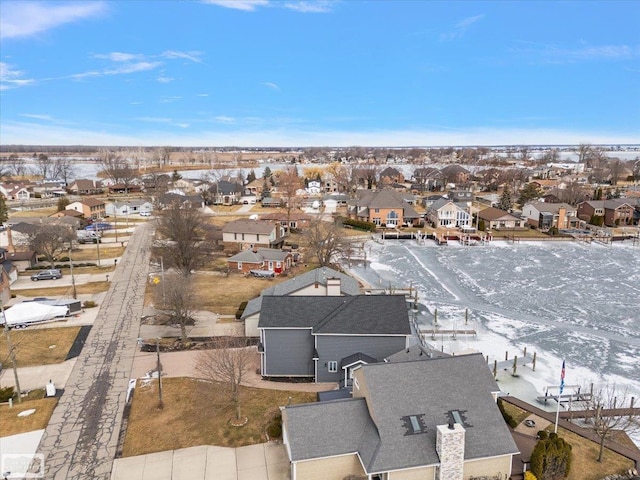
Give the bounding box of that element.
[161,50,203,63]
[104,61,162,75]
[2,119,637,148]
[203,0,332,13]
[202,0,268,11]
[159,96,182,103]
[197,93,209,97]
[215,116,236,123]
[19,113,54,121]
[511,42,638,63]
[136,117,173,123]
[263,82,280,90]
[130,101,143,105]
[175,123,190,129]
[157,76,175,83]
[440,14,485,42]
[283,1,333,13]
[0,62,35,90]
[0,1,107,39]
[93,52,144,62]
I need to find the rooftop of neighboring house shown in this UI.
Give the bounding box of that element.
[425,197,458,212]
[351,189,420,219]
[71,179,101,189]
[259,212,313,222]
[227,248,290,264]
[526,202,576,214]
[283,354,518,473]
[242,267,361,319]
[210,180,243,195]
[70,197,105,207]
[258,294,410,335]
[222,218,278,235]
[579,199,635,209]
[50,209,84,218]
[478,207,519,221]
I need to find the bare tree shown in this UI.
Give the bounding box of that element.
[21,224,75,267]
[304,215,346,266]
[161,273,196,343]
[156,200,211,276]
[607,158,624,186]
[278,166,303,233]
[582,383,639,463]
[54,157,77,186]
[6,154,26,178]
[554,180,588,205]
[98,148,137,192]
[195,337,254,421]
[32,153,55,180]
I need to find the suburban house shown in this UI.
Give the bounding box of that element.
[227,248,293,275]
[49,209,84,220]
[348,189,421,227]
[0,183,32,201]
[67,179,103,195]
[425,199,472,228]
[245,178,266,198]
[477,207,524,230]
[66,198,106,220]
[108,182,143,194]
[448,190,474,207]
[257,295,411,383]
[209,180,244,205]
[0,248,18,284]
[378,167,405,185]
[157,192,205,210]
[440,164,471,186]
[282,354,519,480]
[521,202,579,230]
[242,267,361,337]
[305,180,323,195]
[412,167,444,192]
[577,199,636,226]
[5,250,37,272]
[105,200,153,217]
[221,219,285,251]
[259,212,314,232]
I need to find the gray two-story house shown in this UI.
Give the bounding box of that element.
[258,295,411,383]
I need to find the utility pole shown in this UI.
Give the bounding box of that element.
[69,245,77,299]
[156,338,163,409]
[1,304,22,404]
[96,227,101,267]
[160,256,166,306]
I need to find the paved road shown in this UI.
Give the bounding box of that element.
[34,222,153,479]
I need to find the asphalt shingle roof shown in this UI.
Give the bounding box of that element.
[258,295,411,335]
[222,219,276,235]
[227,248,289,263]
[284,355,519,473]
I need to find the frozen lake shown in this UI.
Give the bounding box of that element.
[349,240,640,400]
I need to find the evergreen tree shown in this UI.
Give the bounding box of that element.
[57,196,70,212]
[518,183,543,207]
[263,166,272,178]
[530,432,572,480]
[247,169,256,183]
[498,185,513,211]
[0,194,8,224]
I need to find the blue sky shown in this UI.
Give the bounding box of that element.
[1,0,638,147]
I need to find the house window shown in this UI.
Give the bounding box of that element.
[276,261,281,268]
[234,233,237,240]
[328,361,337,372]
[256,234,260,241]
[374,208,380,213]
[237,262,243,270]
[241,233,245,241]
[373,217,381,226]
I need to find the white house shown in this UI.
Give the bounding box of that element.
[425,198,472,228]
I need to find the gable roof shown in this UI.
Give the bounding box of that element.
[258,295,410,335]
[354,189,420,219]
[227,248,290,264]
[241,267,361,319]
[222,219,276,235]
[478,207,519,221]
[526,202,576,214]
[284,355,519,473]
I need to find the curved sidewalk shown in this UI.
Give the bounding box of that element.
[35,223,153,479]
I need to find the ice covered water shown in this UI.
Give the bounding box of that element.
[350,240,640,400]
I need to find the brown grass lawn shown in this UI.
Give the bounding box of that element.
[0,326,80,367]
[0,392,58,437]
[9,208,57,218]
[500,401,530,425]
[122,377,316,457]
[146,263,319,314]
[559,428,635,480]
[70,246,125,261]
[12,281,110,297]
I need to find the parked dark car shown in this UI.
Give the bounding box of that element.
[31,269,62,281]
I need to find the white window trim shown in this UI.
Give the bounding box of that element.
[328,361,337,373]
[237,262,243,270]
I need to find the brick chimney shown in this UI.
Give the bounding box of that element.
[326,277,341,296]
[436,423,465,480]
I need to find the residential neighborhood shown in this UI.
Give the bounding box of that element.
[0,145,639,480]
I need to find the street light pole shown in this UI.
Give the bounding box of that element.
[156,337,163,409]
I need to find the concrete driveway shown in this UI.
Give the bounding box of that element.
[111,443,290,480]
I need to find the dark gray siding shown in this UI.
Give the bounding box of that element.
[315,335,407,383]
[263,328,314,377]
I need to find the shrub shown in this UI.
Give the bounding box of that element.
[524,472,537,480]
[530,431,572,480]
[82,300,97,308]
[266,413,282,439]
[338,217,377,232]
[0,386,15,402]
[497,398,518,428]
[235,301,248,320]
